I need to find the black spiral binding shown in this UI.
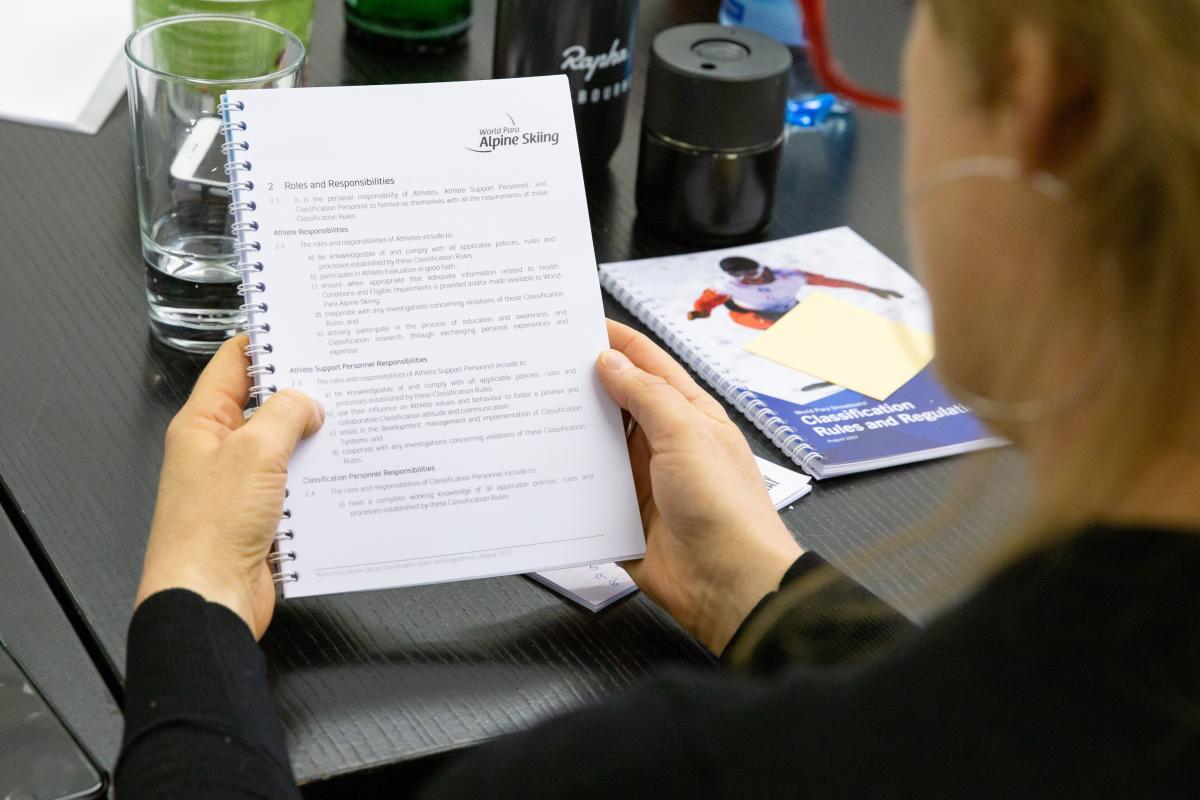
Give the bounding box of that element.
[219,97,299,587]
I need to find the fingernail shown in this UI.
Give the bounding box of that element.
[599,349,632,370]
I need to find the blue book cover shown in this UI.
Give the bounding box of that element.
[599,228,1004,477]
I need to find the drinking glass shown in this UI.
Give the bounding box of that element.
[125,14,304,352]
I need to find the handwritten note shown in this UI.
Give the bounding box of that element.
[528,563,638,612]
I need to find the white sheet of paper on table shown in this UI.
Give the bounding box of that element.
[531,455,812,611]
[527,562,639,612]
[0,0,131,133]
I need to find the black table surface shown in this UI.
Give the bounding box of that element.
[0,0,1025,785]
[0,510,123,773]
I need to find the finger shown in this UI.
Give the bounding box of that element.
[605,319,729,422]
[238,388,325,466]
[596,348,699,447]
[179,334,252,431]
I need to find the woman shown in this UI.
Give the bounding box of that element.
[117,1,1200,796]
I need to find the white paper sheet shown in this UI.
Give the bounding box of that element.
[0,0,131,133]
[223,77,645,598]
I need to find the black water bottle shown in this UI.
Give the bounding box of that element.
[493,0,638,174]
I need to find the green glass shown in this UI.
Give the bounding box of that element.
[133,0,315,49]
[344,0,472,48]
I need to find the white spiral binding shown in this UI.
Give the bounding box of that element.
[598,270,824,473]
[220,96,299,586]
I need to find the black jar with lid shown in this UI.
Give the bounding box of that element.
[635,23,791,242]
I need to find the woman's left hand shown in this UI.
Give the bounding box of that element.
[136,334,325,639]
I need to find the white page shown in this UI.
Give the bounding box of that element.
[533,456,811,611]
[224,77,644,598]
[755,454,813,510]
[528,563,637,612]
[0,0,130,133]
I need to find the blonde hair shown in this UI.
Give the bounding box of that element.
[729,1,1200,665]
[927,0,1200,541]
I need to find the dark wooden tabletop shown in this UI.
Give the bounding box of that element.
[0,0,1026,787]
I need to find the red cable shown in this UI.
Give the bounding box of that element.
[799,0,902,114]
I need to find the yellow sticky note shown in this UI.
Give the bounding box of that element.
[744,292,934,401]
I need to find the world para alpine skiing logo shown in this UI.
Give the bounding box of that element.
[467,113,561,153]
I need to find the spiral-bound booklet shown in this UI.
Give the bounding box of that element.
[600,228,1004,478]
[220,77,644,597]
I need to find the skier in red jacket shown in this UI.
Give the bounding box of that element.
[687,256,904,330]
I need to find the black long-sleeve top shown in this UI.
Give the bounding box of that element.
[116,525,1200,798]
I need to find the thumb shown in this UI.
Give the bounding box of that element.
[240,388,326,466]
[596,350,697,446]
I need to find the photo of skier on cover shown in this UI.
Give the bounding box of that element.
[687,255,905,330]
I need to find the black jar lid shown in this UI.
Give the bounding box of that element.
[643,23,791,152]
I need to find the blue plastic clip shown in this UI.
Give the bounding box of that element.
[786,92,839,128]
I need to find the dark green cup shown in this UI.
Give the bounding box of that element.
[344,0,472,50]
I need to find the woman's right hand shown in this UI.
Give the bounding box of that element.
[597,320,803,655]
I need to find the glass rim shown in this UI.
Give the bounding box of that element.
[124,13,305,88]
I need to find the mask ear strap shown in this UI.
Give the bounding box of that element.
[905,155,1107,425]
[905,156,1071,206]
[800,0,903,114]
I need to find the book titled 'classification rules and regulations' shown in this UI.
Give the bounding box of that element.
[220,77,644,598]
[599,228,1004,478]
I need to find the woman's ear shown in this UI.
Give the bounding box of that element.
[1006,24,1097,174]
